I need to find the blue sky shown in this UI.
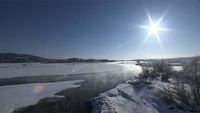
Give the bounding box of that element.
[0,0,200,59]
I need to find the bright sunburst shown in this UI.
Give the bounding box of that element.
[149,23,159,35]
[140,9,170,46]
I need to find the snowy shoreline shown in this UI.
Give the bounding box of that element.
[0,80,83,113]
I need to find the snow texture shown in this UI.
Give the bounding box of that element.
[91,81,193,113]
[0,80,83,113]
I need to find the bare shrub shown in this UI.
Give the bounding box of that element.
[152,60,173,81]
[161,82,196,111]
[179,56,200,106]
[162,57,200,111]
[139,60,173,82]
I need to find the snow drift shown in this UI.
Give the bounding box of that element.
[90,80,193,113]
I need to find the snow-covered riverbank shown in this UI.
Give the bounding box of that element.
[90,80,193,113]
[0,62,141,113]
[0,80,83,113]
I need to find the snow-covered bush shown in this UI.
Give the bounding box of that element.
[161,82,196,111]
[139,60,173,82]
[182,57,200,106]
[177,57,200,106]
[162,57,200,111]
[153,60,173,81]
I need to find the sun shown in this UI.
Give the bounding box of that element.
[139,9,170,46]
[140,18,164,44]
[149,23,159,35]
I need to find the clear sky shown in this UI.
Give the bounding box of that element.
[0,0,200,59]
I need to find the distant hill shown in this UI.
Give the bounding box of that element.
[163,57,194,63]
[1,53,197,63]
[0,53,46,63]
[133,56,200,65]
[0,53,114,63]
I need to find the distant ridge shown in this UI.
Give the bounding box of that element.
[0,53,114,63]
[133,56,200,64]
[0,53,198,63]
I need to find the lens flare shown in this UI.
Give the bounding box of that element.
[139,8,171,46]
[34,84,44,93]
